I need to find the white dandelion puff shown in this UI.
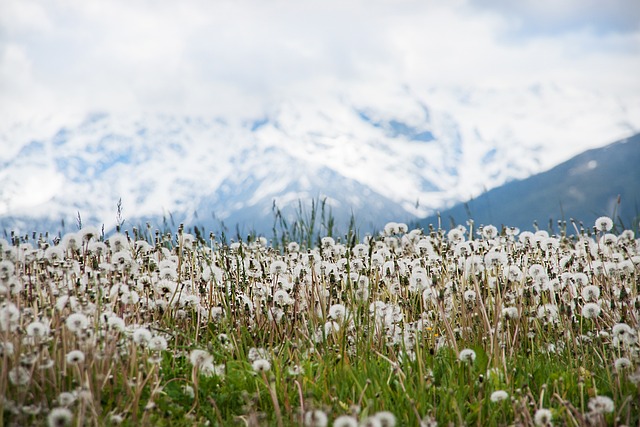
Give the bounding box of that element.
[490,390,509,402]
[47,407,73,427]
[533,408,553,426]
[581,302,601,319]
[252,358,271,372]
[594,216,613,232]
[458,348,476,363]
[65,350,85,365]
[587,395,614,413]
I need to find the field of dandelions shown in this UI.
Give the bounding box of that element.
[1,215,639,427]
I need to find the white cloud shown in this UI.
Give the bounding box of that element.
[0,0,638,129]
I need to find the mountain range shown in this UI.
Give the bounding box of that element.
[421,133,640,233]
[0,83,638,237]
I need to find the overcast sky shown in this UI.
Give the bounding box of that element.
[1,0,639,129]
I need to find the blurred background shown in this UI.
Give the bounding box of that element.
[1,0,639,236]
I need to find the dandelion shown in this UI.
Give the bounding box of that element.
[594,216,613,232]
[201,363,226,377]
[132,327,152,346]
[360,416,383,427]
[581,302,601,319]
[614,357,632,371]
[375,411,397,427]
[490,390,509,402]
[8,366,31,385]
[533,408,553,426]
[482,225,498,239]
[47,407,73,427]
[502,307,519,320]
[587,395,614,414]
[458,348,476,363]
[189,349,213,367]
[57,392,76,406]
[148,335,168,351]
[304,409,328,427]
[106,316,126,332]
[252,358,271,372]
[333,415,359,427]
[65,313,89,333]
[581,285,600,301]
[26,320,50,338]
[65,350,85,365]
[463,289,476,303]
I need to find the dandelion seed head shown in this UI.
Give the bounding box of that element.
[595,216,614,232]
[614,357,632,371]
[132,327,152,346]
[375,411,396,427]
[581,302,601,319]
[189,349,213,367]
[251,358,271,372]
[587,395,614,414]
[490,390,509,403]
[333,415,359,427]
[8,366,31,385]
[304,409,328,427]
[65,312,89,333]
[47,407,73,427]
[458,348,476,363]
[534,408,553,426]
[65,350,85,365]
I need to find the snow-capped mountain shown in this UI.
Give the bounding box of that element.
[1,83,638,235]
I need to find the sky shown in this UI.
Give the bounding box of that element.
[1,0,639,131]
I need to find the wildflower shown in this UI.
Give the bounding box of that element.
[581,285,600,301]
[273,289,293,306]
[458,348,476,363]
[329,304,347,321]
[26,320,50,338]
[57,391,76,406]
[0,303,20,331]
[333,415,359,427]
[614,357,632,371]
[148,335,168,351]
[360,416,383,427]
[375,411,396,427]
[594,216,613,232]
[0,341,14,356]
[65,313,89,333]
[106,316,125,332]
[490,390,509,402]
[252,358,271,372]
[504,265,523,282]
[132,328,152,346]
[304,409,328,427]
[481,225,498,239]
[502,307,519,320]
[533,408,553,426]
[581,303,601,319]
[47,407,73,427]
[201,363,225,377]
[463,290,476,303]
[269,260,288,275]
[65,350,85,365]
[287,364,305,376]
[8,366,31,385]
[189,349,213,367]
[447,228,465,243]
[587,395,614,413]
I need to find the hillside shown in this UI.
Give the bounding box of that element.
[422,133,640,232]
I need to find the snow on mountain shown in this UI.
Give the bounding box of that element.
[0,83,638,235]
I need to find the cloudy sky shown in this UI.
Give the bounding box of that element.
[1,0,639,129]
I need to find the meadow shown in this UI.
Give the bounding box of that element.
[0,215,638,426]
